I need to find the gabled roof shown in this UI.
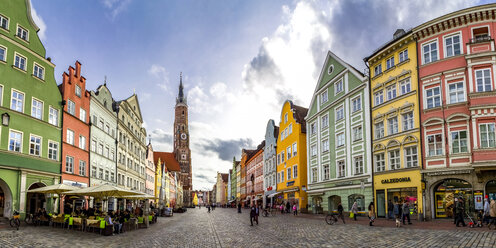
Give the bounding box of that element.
[220,173,229,183]
[154,152,181,172]
[118,94,144,123]
[364,29,412,63]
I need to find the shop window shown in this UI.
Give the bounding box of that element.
[387,188,418,216]
[434,179,473,218]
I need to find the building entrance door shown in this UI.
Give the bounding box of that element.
[376,190,385,217]
[487,180,496,200]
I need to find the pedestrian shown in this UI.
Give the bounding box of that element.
[250,204,256,226]
[207,204,211,213]
[293,204,298,216]
[456,197,466,227]
[484,196,490,225]
[488,197,496,230]
[237,202,242,214]
[351,201,358,221]
[368,202,375,226]
[337,202,345,224]
[280,203,284,214]
[402,201,412,225]
[255,204,260,225]
[453,197,458,224]
[387,200,394,220]
[286,201,291,214]
[393,201,401,227]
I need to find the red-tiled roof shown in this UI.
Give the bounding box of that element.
[154,152,181,172]
[220,173,229,183]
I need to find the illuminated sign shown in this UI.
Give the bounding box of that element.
[381,177,411,184]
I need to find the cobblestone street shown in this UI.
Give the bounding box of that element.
[1,208,496,247]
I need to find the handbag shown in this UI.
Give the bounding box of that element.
[349,212,354,218]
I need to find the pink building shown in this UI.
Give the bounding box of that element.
[246,141,264,206]
[414,4,496,220]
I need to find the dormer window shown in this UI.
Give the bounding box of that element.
[16,25,28,41]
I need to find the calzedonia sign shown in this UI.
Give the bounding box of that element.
[381,177,411,184]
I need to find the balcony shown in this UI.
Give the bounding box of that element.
[468,36,492,44]
[466,35,494,56]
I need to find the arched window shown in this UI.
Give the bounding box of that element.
[348,194,365,211]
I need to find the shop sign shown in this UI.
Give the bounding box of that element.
[286,181,295,187]
[335,181,353,186]
[425,170,472,176]
[475,192,483,210]
[266,186,273,191]
[381,177,411,184]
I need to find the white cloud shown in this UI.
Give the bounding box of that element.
[30,4,47,41]
[148,64,170,91]
[102,0,132,20]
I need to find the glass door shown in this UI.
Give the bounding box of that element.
[376,190,385,217]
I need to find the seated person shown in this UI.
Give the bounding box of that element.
[105,214,122,234]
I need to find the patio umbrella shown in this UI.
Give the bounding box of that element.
[65,185,142,212]
[27,184,81,214]
[121,194,156,200]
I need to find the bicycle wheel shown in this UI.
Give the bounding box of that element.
[325,215,336,225]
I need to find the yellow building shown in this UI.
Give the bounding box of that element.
[275,100,308,211]
[364,29,422,219]
[154,157,163,205]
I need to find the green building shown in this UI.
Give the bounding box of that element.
[0,0,62,218]
[305,52,372,214]
[231,157,238,203]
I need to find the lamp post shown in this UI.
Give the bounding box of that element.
[2,113,10,126]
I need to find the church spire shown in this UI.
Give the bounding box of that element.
[177,72,186,104]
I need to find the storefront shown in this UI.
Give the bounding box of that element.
[281,186,307,212]
[433,179,473,218]
[374,170,422,219]
[487,180,496,200]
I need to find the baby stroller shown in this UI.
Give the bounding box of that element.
[466,212,475,228]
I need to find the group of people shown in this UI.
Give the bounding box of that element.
[206,203,216,213]
[386,200,413,226]
[483,196,496,229]
[278,202,298,215]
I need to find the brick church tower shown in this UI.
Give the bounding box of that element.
[174,73,192,206]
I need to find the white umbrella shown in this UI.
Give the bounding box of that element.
[121,194,157,200]
[27,184,81,214]
[65,185,142,212]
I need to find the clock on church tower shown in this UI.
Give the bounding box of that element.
[174,73,192,206]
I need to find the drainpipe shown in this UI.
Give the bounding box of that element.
[363,59,375,213]
[414,36,426,222]
[59,99,66,214]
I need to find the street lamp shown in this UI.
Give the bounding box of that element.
[2,113,10,126]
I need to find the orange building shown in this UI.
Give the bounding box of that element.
[59,61,90,212]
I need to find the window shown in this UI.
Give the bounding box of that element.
[336,106,344,121]
[16,25,28,41]
[404,146,418,168]
[321,115,329,129]
[67,100,75,115]
[286,146,291,160]
[28,135,41,156]
[445,34,461,57]
[389,150,400,170]
[281,171,284,182]
[449,82,465,103]
[79,160,86,176]
[277,154,280,164]
[0,46,6,61]
[386,56,395,70]
[281,151,285,162]
[33,63,44,80]
[49,107,58,125]
[75,85,81,97]
[288,124,292,134]
[335,80,343,94]
[422,41,438,64]
[48,141,58,160]
[322,139,329,152]
[374,64,382,76]
[399,49,408,63]
[386,84,396,100]
[375,122,384,139]
[99,168,104,179]
[400,78,411,95]
[66,156,74,173]
[352,96,361,112]
[292,143,297,156]
[0,14,8,30]
[111,172,115,182]
[293,165,297,178]
[323,164,330,180]
[310,122,317,135]
[388,117,398,135]
[67,129,74,145]
[105,171,109,181]
[31,98,43,119]
[91,139,96,152]
[11,90,24,112]
[14,53,26,70]
[426,87,441,109]
[353,126,362,141]
[480,123,495,148]
[354,156,363,174]
[80,108,86,122]
[402,112,414,131]
[475,69,492,92]
[375,153,385,172]
[311,168,318,183]
[336,133,345,147]
[338,160,345,177]
[311,145,317,156]
[321,90,328,104]
[79,135,86,150]
[374,90,384,105]
[451,130,468,153]
[284,113,288,123]
[427,134,443,156]
[287,168,291,180]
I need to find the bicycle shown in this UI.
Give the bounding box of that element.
[325,213,338,225]
[9,210,21,230]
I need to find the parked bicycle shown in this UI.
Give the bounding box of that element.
[325,213,338,225]
[9,210,21,230]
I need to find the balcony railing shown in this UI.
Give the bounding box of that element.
[469,35,492,44]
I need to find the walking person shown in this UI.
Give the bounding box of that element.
[337,202,345,224]
[368,202,375,226]
[393,201,401,227]
[254,204,260,225]
[484,196,490,225]
[351,201,358,221]
[237,202,242,214]
[488,197,496,229]
[453,197,458,224]
[402,201,412,225]
[456,197,466,227]
[293,204,298,216]
[280,203,284,214]
[286,201,291,214]
[387,200,394,220]
[250,205,256,226]
[207,204,211,213]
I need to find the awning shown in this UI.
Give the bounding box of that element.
[283,187,299,193]
[267,192,281,198]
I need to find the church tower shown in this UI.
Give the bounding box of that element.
[174,73,192,206]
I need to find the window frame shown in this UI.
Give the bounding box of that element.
[479,123,496,148]
[323,164,330,180]
[31,97,43,120]
[322,139,329,152]
[13,52,27,71]
[388,149,400,170]
[75,85,82,97]
[374,90,384,106]
[475,68,492,92]
[404,146,418,168]
[67,99,76,115]
[352,125,362,141]
[387,116,398,135]
[336,132,345,147]
[16,24,29,41]
[0,45,7,62]
[375,153,385,172]
[48,140,59,160]
[79,108,86,122]
[33,62,45,80]
[10,89,24,113]
[29,134,41,156]
[321,89,328,104]
[386,56,395,70]
[48,106,58,126]
[443,32,462,58]
[337,160,345,178]
[422,39,439,64]
[386,84,397,101]
[0,14,9,31]
[399,49,408,63]
[375,122,384,139]
[67,129,75,145]
[402,112,414,131]
[79,135,86,150]
[321,114,329,129]
[451,130,468,153]
[335,79,344,95]
[79,160,86,176]
[400,78,411,95]
[335,105,344,121]
[448,81,465,104]
[425,86,441,109]
[352,95,361,112]
[8,129,23,152]
[427,133,444,156]
[354,156,363,175]
[65,155,74,173]
[374,64,382,76]
[293,165,298,179]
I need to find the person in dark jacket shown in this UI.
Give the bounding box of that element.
[456,198,467,227]
[402,201,412,225]
[387,200,394,220]
[250,205,256,226]
[286,202,291,214]
[337,202,345,224]
[237,202,242,213]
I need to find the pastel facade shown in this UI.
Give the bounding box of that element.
[306,52,372,214]
[230,158,238,204]
[413,4,496,220]
[263,119,278,207]
[145,143,155,199]
[365,30,423,218]
[0,0,62,218]
[276,101,308,211]
[246,142,264,206]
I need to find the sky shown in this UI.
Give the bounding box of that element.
[31,0,492,190]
